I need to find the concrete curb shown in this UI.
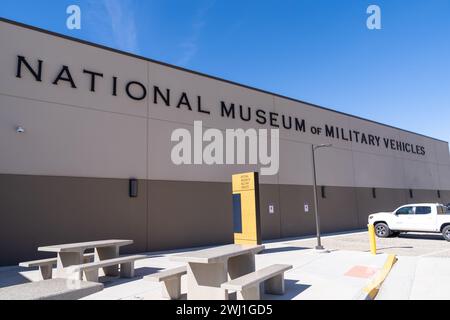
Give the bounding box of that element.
[360,254,398,300]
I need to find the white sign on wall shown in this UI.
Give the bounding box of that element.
[304,202,309,213]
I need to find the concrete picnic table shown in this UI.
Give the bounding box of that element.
[38,239,133,279]
[170,244,264,300]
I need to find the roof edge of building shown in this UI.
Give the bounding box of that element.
[0,17,448,144]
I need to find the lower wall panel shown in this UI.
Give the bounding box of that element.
[315,186,360,233]
[0,174,148,266]
[0,173,449,265]
[355,188,409,229]
[259,185,282,240]
[410,189,442,203]
[442,191,450,204]
[278,185,316,238]
[147,180,233,252]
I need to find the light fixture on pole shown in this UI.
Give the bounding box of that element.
[311,143,332,251]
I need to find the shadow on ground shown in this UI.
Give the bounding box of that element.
[398,233,444,241]
[375,246,414,251]
[262,279,311,300]
[101,266,163,288]
[259,247,310,254]
[0,267,34,289]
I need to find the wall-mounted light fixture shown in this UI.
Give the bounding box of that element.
[129,178,138,198]
[16,126,25,133]
[320,186,326,199]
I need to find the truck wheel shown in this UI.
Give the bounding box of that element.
[375,223,391,238]
[442,226,450,241]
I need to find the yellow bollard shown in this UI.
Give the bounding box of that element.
[368,224,377,255]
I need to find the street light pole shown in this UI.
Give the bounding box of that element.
[311,143,332,251]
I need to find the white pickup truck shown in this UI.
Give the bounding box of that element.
[368,203,450,241]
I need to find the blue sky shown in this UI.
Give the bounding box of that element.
[1,0,449,142]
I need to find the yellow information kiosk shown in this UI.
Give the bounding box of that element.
[232,172,262,245]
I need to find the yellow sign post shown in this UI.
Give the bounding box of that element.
[368,224,377,255]
[232,172,261,245]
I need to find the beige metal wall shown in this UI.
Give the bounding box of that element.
[1,19,449,189]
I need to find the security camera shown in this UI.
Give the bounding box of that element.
[16,126,25,133]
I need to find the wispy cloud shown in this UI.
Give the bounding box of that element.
[177,0,215,66]
[85,0,139,54]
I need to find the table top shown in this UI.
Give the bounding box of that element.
[38,239,133,253]
[170,244,265,264]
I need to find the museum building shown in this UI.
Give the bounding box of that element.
[1,18,449,265]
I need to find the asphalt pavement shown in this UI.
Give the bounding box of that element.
[287,230,450,257]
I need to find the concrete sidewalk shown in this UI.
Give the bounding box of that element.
[377,256,450,300]
[0,238,391,300]
[259,248,388,300]
[87,245,391,300]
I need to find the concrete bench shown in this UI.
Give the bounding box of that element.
[19,253,95,280]
[221,264,293,300]
[67,255,147,282]
[0,278,103,300]
[38,239,133,279]
[144,266,187,300]
[171,244,264,300]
